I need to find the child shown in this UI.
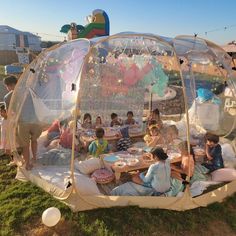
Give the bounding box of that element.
[93,116,103,129]
[110,113,123,127]
[144,124,164,147]
[3,75,17,110]
[59,121,80,152]
[0,105,9,154]
[88,127,110,157]
[117,126,132,151]
[82,113,92,129]
[0,105,15,165]
[164,125,179,144]
[202,133,224,172]
[147,108,163,129]
[111,147,171,196]
[124,111,136,125]
[45,119,68,147]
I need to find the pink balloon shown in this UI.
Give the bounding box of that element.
[124,64,141,86]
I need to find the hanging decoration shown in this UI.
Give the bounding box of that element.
[142,59,169,97]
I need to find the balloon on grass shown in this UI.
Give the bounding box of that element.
[42,207,61,227]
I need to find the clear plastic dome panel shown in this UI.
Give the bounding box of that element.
[78,35,184,123]
[11,39,90,127]
[174,36,236,135]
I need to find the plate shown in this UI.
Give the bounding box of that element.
[114,161,127,168]
[127,158,140,167]
[104,155,120,163]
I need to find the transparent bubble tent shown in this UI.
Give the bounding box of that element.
[8,33,236,211]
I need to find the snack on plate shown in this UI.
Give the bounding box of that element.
[91,168,114,184]
[114,161,126,168]
[127,158,140,167]
[142,153,154,162]
[127,147,143,154]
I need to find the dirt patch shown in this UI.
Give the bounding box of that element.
[180,220,236,236]
[24,218,75,236]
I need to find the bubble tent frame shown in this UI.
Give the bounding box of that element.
[8,33,236,211]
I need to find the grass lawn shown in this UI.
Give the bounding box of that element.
[0,154,236,236]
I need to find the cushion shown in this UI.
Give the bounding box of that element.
[91,168,114,184]
[74,173,101,195]
[211,168,236,182]
[37,149,72,166]
[75,158,102,175]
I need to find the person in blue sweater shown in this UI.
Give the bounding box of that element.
[202,132,224,172]
[111,147,171,196]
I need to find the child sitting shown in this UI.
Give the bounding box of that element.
[110,113,123,127]
[117,126,132,151]
[202,132,224,172]
[124,111,136,125]
[147,108,163,129]
[82,113,92,129]
[93,116,103,129]
[144,124,164,147]
[45,119,67,147]
[88,127,110,157]
[59,121,80,152]
[111,147,171,196]
[164,125,179,144]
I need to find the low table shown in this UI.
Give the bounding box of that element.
[101,152,182,182]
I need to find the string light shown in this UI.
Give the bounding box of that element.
[200,24,236,36]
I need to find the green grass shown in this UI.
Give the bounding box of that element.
[0,154,236,236]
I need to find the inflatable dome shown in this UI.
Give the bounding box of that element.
[8,33,236,211]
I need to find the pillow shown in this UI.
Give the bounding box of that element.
[37,149,72,166]
[74,173,102,195]
[75,158,102,175]
[91,168,114,184]
[211,168,236,182]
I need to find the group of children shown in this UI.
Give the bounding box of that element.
[111,107,225,196]
[79,111,137,130]
[0,78,224,191]
[44,111,137,158]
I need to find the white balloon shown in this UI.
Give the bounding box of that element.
[42,207,61,227]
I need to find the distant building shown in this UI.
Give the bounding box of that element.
[222,41,236,58]
[0,25,42,65]
[222,41,236,70]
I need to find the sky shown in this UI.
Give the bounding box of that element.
[0,0,235,45]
